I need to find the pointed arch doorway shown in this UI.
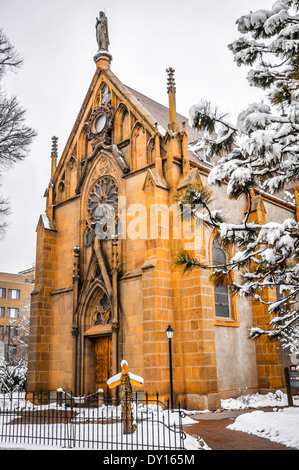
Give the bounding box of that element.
[94,334,112,394]
[83,326,113,396]
[80,285,115,396]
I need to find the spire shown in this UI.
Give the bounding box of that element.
[166,67,179,132]
[51,136,58,178]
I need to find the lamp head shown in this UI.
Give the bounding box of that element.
[166,325,174,340]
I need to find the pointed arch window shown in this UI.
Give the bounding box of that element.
[114,104,130,144]
[212,239,230,319]
[57,173,65,203]
[93,292,112,326]
[85,226,92,245]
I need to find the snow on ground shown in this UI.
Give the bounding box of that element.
[184,390,299,450]
[223,390,299,450]
[0,394,201,451]
[221,389,299,410]
[0,391,298,450]
[227,407,299,450]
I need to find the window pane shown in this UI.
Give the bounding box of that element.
[212,246,226,265]
[7,308,19,318]
[215,304,230,318]
[0,307,4,317]
[212,241,230,319]
[8,289,20,300]
[85,228,92,245]
[0,288,6,298]
[214,286,230,318]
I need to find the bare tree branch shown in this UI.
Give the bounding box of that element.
[0,29,23,78]
[0,29,37,236]
[0,92,37,167]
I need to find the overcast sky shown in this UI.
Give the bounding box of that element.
[0,0,274,274]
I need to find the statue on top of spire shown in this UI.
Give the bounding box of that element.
[96,12,110,51]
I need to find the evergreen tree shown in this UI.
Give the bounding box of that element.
[175,0,299,346]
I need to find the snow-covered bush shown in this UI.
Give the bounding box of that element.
[0,300,30,393]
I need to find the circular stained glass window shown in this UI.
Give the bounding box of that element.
[87,176,118,238]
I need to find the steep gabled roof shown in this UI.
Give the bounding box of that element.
[125,86,296,208]
[125,87,198,140]
[124,84,295,209]
[125,86,206,168]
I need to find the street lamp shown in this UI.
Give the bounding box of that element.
[166,325,174,409]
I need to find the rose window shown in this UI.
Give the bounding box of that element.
[87,176,119,238]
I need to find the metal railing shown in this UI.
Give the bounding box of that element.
[0,390,186,450]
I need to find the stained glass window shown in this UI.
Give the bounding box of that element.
[87,175,119,240]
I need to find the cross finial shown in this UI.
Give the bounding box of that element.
[50,136,58,179]
[166,67,176,94]
[51,136,58,159]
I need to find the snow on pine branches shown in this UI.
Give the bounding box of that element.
[177,0,299,348]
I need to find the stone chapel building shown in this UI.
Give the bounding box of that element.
[27,15,295,410]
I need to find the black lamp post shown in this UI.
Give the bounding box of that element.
[166,325,174,409]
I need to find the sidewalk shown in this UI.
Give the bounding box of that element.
[184,408,297,451]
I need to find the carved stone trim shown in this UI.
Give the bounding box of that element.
[72,325,79,337]
[86,103,114,147]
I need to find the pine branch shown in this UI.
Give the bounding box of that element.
[173,251,204,273]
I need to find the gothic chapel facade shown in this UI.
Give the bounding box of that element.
[27,15,293,409]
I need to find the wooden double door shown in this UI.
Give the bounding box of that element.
[95,335,112,395]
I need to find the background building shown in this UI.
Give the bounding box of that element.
[0,268,35,356]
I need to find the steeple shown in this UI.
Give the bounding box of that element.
[166,67,179,132]
[164,68,182,190]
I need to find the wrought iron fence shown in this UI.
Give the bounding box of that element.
[0,390,186,450]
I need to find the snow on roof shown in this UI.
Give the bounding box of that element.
[41,214,51,229]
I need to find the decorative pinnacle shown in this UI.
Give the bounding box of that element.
[51,136,58,159]
[166,67,176,94]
